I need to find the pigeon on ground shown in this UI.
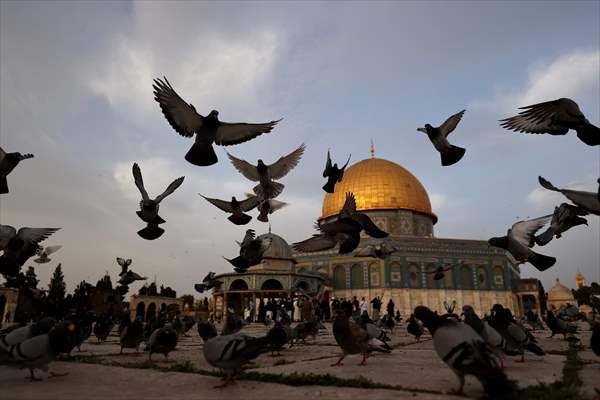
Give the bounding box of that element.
[535,203,588,246]
[153,77,281,166]
[488,304,544,362]
[93,316,114,342]
[354,241,398,259]
[500,98,600,146]
[461,306,518,360]
[227,143,305,200]
[0,146,34,194]
[120,317,144,354]
[0,317,57,352]
[33,245,62,264]
[290,317,321,346]
[132,162,184,240]
[545,310,578,339]
[245,193,288,223]
[538,176,600,215]
[407,314,424,342]
[222,309,245,336]
[425,265,453,281]
[148,323,178,361]
[322,150,351,193]
[417,110,466,166]
[224,229,272,272]
[266,322,288,356]
[202,330,271,388]
[199,194,260,225]
[293,192,388,254]
[354,317,391,344]
[197,319,218,343]
[73,312,96,352]
[118,270,147,286]
[0,320,79,381]
[0,226,61,278]
[182,316,196,335]
[414,305,513,397]
[118,314,131,337]
[116,257,133,276]
[488,215,556,271]
[331,310,391,367]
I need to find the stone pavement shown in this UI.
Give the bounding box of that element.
[0,322,598,399]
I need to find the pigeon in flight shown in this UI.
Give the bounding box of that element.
[227,143,305,200]
[535,203,589,246]
[33,245,62,264]
[0,146,34,194]
[425,265,453,281]
[132,162,184,240]
[354,241,398,259]
[153,77,281,166]
[500,98,600,146]
[293,192,388,254]
[116,257,133,276]
[414,305,513,397]
[538,176,600,215]
[417,110,467,166]
[0,226,61,278]
[322,150,351,193]
[488,215,556,271]
[244,193,288,223]
[118,270,147,286]
[224,229,272,272]
[199,194,260,225]
[194,271,220,293]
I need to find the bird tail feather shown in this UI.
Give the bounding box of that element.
[534,228,555,246]
[0,176,8,194]
[254,181,284,199]
[576,124,600,146]
[322,178,336,193]
[527,252,556,271]
[225,256,249,271]
[538,176,560,192]
[137,225,165,240]
[228,213,252,225]
[185,143,218,166]
[440,145,466,166]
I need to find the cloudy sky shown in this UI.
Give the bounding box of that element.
[1,1,598,296]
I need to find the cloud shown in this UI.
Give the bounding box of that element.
[429,193,448,212]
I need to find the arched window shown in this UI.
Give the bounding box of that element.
[351,264,364,289]
[135,301,146,320]
[409,264,420,288]
[146,303,157,321]
[369,263,380,287]
[230,279,249,291]
[493,266,504,289]
[261,279,284,290]
[461,266,473,289]
[477,266,488,289]
[334,265,346,290]
[390,262,402,287]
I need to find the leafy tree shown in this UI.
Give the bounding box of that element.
[25,266,38,288]
[96,274,113,290]
[47,263,66,316]
[181,294,194,309]
[160,286,176,298]
[138,284,148,296]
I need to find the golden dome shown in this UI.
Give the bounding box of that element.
[321,157,435,220]
[547,278,575,304]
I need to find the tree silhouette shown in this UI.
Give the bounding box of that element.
[47,263,66,317]
[25,266,38,288]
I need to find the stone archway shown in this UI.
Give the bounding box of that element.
[136,302,146,320]
[230,279,249,291]
[146,303,157,321]
[261,279,284,290]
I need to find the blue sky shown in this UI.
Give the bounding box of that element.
[1,1,598,295]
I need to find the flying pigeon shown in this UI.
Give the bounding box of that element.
[545,310,577,339]
[0,146,34,194]
[293,192,388,254]
[538,176,600,215]
[500,98,600,146]
[224,229,272,272]
[148,323,178,361]
[488,304,545,362]
[194,271,219,293]
[33,245,62,264]
[153,77,281,166]
[132,162,184,240]
[0,226,61,278]
[118,270,147,286]
[535,203,589,246]
[354,241,398,259]
[413,305,513,397]
[488,215,556,271]
[120,317,144,354]
[322,150,351,193]
[199,194,260,225]
[407,314,424,342]
[417,110,467,166]
[425,265,453,281]
[116,257,132,276]
[244,193,288,223]
[227,143,305,200]
[331,309,391,367]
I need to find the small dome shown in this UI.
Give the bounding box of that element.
[547,278,575,304]
[258,232,294,260]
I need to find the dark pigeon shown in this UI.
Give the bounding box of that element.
[535,203,588,246]
[591,322,599,356]
[426,265,453,281]
[116,257,132,276]
[224,229,272,272]
[417,110,467,166]
[488,304,544,362]
[322,150,351,193]
[199,194,260,225]
[148,323,178,361]
[197,319,218,343]
[354,241,399,259]
[407,314,424,342]
[538,176,600,215]
[120,317,144,354]
[267,322,288,356]
[0,146,34,194]
[0,226,61,279]
[545,310,577,339]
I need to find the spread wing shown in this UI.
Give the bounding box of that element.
[339,192,357,218]
[132,163,149,201]
[199,194,233,213]
[353,213,389,238]
[499,99,575,135]
[214,119,281,146]
[354,245,375,257]
[155,176,185,203]
[153,77,203,137]
[227,152,260,181]
[17,228,60,245]
[0,146,5,160]
[511,215,552,247]
[239,196,261,212]
[293,234,337,252]
[439,109,465,137]
[0,225,17,249]
[323,149,332,177]
[268,143,306,180]
[240,230,256,249]
[44,245,62,256]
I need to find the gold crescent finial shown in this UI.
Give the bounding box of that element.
[370,140,375,158]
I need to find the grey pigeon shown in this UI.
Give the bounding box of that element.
[224,229,272,272]
[407,314,424,342]
[488,304,544,362]
[118,270,147,286]
[535,203,588,246]
[322,150,351,193]
[461,305,518,361]
[0,226,60,278]
[33,245,62,264]
[197,319,218,343]
[227,143,305,200]
[545,310,577,339]
[414,305,513,397]
[116,257,133,276]
[200,194,260,225]
[354,241,398,259]
[539,176,600,215]
[290,317,322,346]
[245,193,288,223]
[148,323,178,360]
[120,317,144,354]
[293,192,388,254]
[153,77,281,166]
[500,98,600,146]
[417,110,466,166]
[331,310,391,367]
[488,215,556,271]
[0,317,57,353]
[222,308,245,336]
[0,146,34,194]
[132,162,184,240]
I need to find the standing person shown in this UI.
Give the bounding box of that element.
[341,298,353,318]
[300,296,313,321]
[4,311,11,323]
[285,298,293,320]
[321,290,331,321]
[332,297,340,314]
[359,297,368,317]
[371,296,382,321]
[248,299,255,322]
[258,298,265,323]
[266,298,274,321]
[352,296,360,317]
[387,298,395,319]
[293,297,301,322]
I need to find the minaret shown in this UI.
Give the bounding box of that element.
[575,271,587,288]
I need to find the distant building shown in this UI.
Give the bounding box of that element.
[546,278,576,311]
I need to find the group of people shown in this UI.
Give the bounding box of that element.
[240,297,316,323]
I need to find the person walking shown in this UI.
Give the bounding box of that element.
[359,297,368,317]
[387,298,395,319]
[371,296,382,321]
